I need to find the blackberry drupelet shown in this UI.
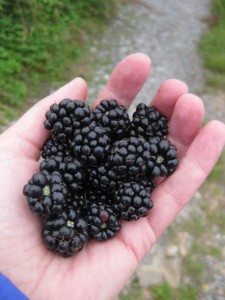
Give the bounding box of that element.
[40,156,84,193]
[88,163,122,191]
[131,103,168,139]
[147,138,179,177]
[44,99,93,142]
[72,122,111,165]
[41,137,72,159]
[92,99,131,140]
[87,202,121,241]
[109,136,154,179]
[115,182,153,221]
[23,171,70,217]
[43,207,88,257]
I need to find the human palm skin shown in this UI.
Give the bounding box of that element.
[0,54,224,300]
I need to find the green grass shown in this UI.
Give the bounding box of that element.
[119,280,199,300]
[0,0,119,127]
[151,283,198,300]
[199,0,225,88]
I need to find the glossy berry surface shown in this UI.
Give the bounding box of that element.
[72,122,111,165]
[44,99,93,141]
[115,182,153,221]
[43,207,88,257]
[92,99,131,140]
[131,103,168,139]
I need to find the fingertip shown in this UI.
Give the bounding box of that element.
[202,119,225,145]
[47,76,88,102]
[151,79,188,118]
[95,53,151,108]
[168,93,205,152]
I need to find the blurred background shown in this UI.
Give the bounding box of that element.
[0,0,224,299]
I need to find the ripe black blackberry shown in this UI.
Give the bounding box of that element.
[23,171,70,217]
[87,202,121,241]
[40,156,84,193]
[41,137,72,159]
[147,138,179,177]
[92,99,131,140]
[72,122,111,165]
[85,189,119,215]
[131,103,168,139]
[85,189,112,205]
[136,177,155,193]
[66,192,86,215]
[43,207,88,257]
[109,136,154,179]
[115,182,153,221]
[44,99,93,142]
[87,163,122,191]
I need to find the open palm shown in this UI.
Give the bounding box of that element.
[0,54,224,300]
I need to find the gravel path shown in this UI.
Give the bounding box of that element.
[88,0,225,122]
[86,1,225,299]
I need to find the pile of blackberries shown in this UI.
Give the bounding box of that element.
[23,99,178,257]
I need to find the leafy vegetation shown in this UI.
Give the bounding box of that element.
[0,0,118,125]
[119,280,199,300]
[199,0,225,88]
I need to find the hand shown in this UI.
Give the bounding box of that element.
[0,53,224,300]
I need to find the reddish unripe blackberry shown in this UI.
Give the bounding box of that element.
[115,182,153,221]
[43,207,88,257]
[23,171,70,217]
[87,202,121,241]
[92,99,131,140]
[131,103,168,139]
[44,99,93,142]
[72,122,111,165]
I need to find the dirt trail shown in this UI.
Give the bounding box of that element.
[87,0,225,123]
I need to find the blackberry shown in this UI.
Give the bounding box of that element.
[92,99,131,140]
[43,207,88,257]
[72,122,111,165]
[87,163,122,191]
[23,171,70,217]
[41,137,71,159]
[109,137,154,179]
[85,189,111,205]
[66,192,86,215]
[85,189,119,214]
[147,139,179,177]
[131,103,168,139]
[136,177,155,193]
[40,156,84,193]
[87,202,121,241]
[115,182,153,221]
[44,99,93,142]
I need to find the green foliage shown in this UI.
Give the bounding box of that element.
[199,0,225,88]
[0,0,117,124]
[151,283,198,300]
[151,283,172,300]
